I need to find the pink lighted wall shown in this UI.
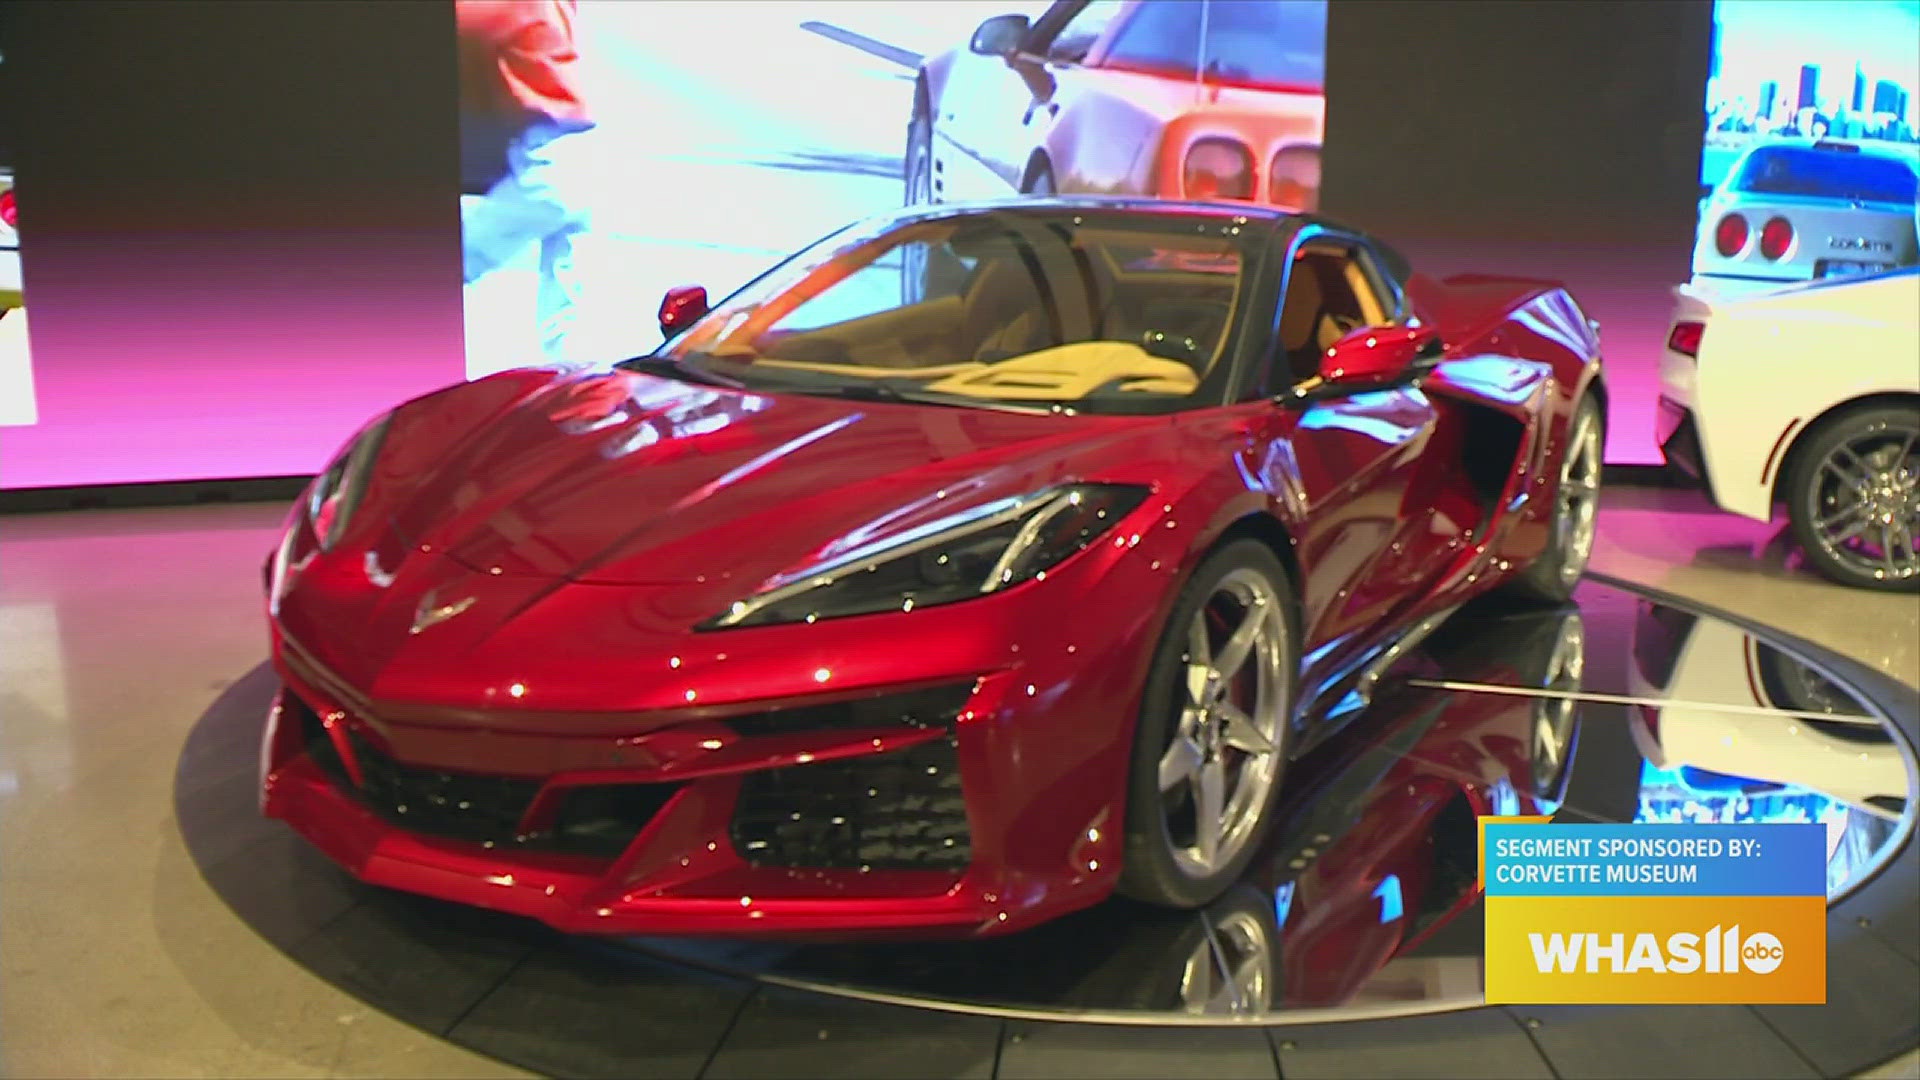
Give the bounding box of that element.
[1,234,465,489]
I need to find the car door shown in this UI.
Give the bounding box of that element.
[1249,230,1440,692]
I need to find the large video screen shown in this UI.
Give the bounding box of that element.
[456,0,1328,376]
[0,42,31,430]
[1692,0,1919,294]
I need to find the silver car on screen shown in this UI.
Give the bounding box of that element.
[1692,139,1919,289]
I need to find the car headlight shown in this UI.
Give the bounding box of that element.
[306,414,392,551]
[705,483,1150,629]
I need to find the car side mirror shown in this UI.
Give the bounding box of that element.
[658,285,708,339]
[970,13,1030,58]
[1318,324,1441,389]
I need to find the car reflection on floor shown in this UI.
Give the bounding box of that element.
[636,602,1592,1016]
[636,590,1916,1018]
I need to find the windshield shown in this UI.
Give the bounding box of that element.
[1103,0,1327,93]
[1732,146,1918,206]
[644,209,1257,413]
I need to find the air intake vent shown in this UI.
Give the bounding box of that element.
[731,736,969,871]
[289,691,677,859]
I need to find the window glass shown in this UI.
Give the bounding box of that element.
[1105,0,1326,92]
[1048,0,1127,63]
[1274,244,1385,386]
[1732,146,1917,206]
[654,212,1251,412]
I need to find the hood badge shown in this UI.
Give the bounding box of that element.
[411,590,477,635]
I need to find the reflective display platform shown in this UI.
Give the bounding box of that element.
[176,578,1920,1079]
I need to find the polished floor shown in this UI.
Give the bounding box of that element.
[0,485,1916,1078]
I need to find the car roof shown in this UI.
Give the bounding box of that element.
[888,195,1407,250]
[896,194,1293,224]
[887,196,1415,279]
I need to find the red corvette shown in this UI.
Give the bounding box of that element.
[261,198,1607,937]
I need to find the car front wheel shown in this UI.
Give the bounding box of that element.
[1503,393,1603,604]
[1120,540,1296,909]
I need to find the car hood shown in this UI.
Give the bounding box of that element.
[371,368,1160,592]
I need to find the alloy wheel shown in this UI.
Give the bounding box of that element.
[900,120,933,304]
[1530,614,1585,796]
[1806,420,1920,585]
[1177,907,1274,1015]
[1158,569,1288,880]
[1555,405,1603,588]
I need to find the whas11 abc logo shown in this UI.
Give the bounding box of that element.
[1528,924,1785,975]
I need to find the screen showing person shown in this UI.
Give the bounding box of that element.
[0,43,36,429]
[454,0,1330,379]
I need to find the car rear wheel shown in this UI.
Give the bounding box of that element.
[1503,394,1603,604]
[1024,159,1055,196]
[901,108,934,305]
[1785,403,1920,592]
[1120,541,1296,909]
[904,107,933,208]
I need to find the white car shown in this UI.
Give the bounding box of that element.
[1658,267,1920,590]
[1626,599,1910,825]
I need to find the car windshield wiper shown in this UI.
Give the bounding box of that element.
[794,381,1069,415]
[618,354,744,388]
[808,381,914,404]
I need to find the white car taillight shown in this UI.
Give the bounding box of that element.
[1667,321,1705,359]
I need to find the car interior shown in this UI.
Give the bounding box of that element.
[728,223,1249,402]
[1275,242,1390,387]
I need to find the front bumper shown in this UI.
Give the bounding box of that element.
[1656,396,1704,481]
[1656,396,1723,510]
[260,661,1129,938]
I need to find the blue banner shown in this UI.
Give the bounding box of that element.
[1484,823,1826,897]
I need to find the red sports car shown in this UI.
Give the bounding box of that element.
[261,198,1607,937]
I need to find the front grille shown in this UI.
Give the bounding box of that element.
[289,692,676,858]
[346,727,541,845]
[731,736,970,871]
[545,782,682,858]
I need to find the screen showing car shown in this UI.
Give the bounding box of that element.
[0,43,35,431]
[453,0,1328,380]
[1731,144,1919,205]
[1693,1,1920,292]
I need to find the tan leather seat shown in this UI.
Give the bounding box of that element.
[1278,258,1330,382]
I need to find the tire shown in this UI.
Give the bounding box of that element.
[904,106,934,208]
[1070,884,1279,1013]
[1424,605,1585,801]
[1119,540,1297,909]
[1784,403,1920,592]
[1502,394,1603,604]
[902,106,934,305]
[1024,159,1055,196]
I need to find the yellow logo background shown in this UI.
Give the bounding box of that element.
[1485,894,1826,1004]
